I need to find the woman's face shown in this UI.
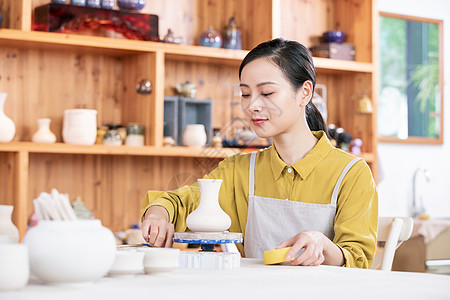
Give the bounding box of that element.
[239,57,306,139]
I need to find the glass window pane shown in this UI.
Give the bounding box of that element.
[378,15,441,140]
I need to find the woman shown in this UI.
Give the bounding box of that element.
[141,38,378,268]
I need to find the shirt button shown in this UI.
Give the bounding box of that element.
[287,168,292,173]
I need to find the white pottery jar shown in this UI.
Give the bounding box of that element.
[183,124,207,148]
[0,92,16,142]
[0,243,29,291]
[63,109,97,145]
[23,220,116,286]
[32,118,57,143]
[186,179,231,232]
[0,205,19,243]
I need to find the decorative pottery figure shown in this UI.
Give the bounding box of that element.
[186,179,231,232]
[175,81,196,98]
[0,93,15,142]
[223,17,242,50]
[183,124,207,148]
[199,26,222,48]
[32,118,57,143]
[162,29,183,44]
[0,205,19,243]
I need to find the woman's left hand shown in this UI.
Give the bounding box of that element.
[276,230,327,266]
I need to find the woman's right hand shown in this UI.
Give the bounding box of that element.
[141,206,174,247]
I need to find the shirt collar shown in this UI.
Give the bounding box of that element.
[270,131,333,181]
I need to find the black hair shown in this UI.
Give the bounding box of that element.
[238,38,327,133]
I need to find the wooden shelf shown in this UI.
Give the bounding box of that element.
[0,142,375,163]
[0,29,373,72]
[0,142,247,158]
[313,57,373,73]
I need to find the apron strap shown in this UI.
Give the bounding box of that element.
[331,157,363,205]
[249,152,258,196]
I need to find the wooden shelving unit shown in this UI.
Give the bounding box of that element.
[0,0,378,238]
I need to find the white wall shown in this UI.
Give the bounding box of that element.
[377,0,450,219]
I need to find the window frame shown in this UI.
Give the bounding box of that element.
[377,12,444,145]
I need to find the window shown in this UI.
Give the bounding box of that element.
[378,12,443,144]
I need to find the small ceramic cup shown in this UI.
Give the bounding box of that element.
[108,250,144,278]
[138,248,180,275]
[0,243,29,291]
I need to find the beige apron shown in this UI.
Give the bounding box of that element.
[244,151,362,258]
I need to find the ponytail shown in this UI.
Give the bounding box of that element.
[305,101,327,133]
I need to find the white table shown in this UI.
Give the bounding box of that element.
[2,259,450,300]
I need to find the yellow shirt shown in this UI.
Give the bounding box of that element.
[141,131,378,268]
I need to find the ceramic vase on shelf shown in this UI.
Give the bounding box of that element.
[0,205,19,243]
[101,0,115,9]
[183,124,207,148]
[186,179,231,232]
[63,109,97,145]
[117,0,146,11]
[23,219,116,286]
[32,118,57,144]
[222,17,242,50]
[0,93,15,143]
[199,26,222,48]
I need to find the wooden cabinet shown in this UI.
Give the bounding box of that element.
[0,0,378,238]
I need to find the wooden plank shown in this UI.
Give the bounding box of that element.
[0,30,248,62]
[277,0,334,48]
[314,57,373,73]
[152,51,165,147]
[0,142,248,158]
[0,152,16,208]
[14,150,28,241]
[334,0,373,63]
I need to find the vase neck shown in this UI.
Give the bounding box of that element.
[0,205,13,219]
[0,95,6,113]
[37,118,51,130]
[197,179,222,208]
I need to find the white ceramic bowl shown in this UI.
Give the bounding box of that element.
[24,220,116,286]
[138,248,180,274]
[0,243,29,291]
[108,250,144,278]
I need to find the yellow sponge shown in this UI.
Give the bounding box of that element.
[263,247,292,265]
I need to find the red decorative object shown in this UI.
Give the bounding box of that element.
[33,3,159,41]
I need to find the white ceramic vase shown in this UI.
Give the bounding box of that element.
[24,220,116,286]
[32,118,57,143]
[0,205,20,243]
[186,179,231,232]
[63,109,97,145]
[0,243,29,291]
[0,92,16,142]
[183,124,207,148]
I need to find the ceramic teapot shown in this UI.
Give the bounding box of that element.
[175,81,196,98]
